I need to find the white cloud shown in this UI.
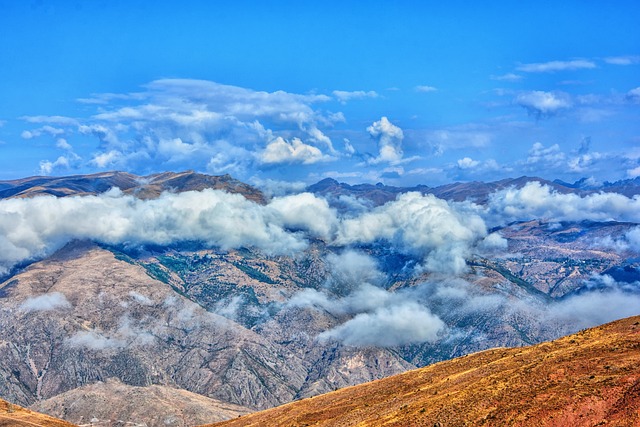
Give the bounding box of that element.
[56,138,73,151]
[596,227,640,253]
[491,73,522,81]
[604,55,640,65]
[28,79,344,176]
[39,156,71,175]
[248,177,307,198]
[366,117,405,165]
[260,137,331,165]
[457,157,480,169]
[515,91,572,118]
[21,125,65,139]
[627,87,640,103]
[486,181,640,225]
[66,330,126,350]
[19,292,71,312]
[268,192,338,240]
[288,256,445,347]
[415,85,438,93]
[335,192,488,274]
[332,90,379,103]
[0,188,316,275]
[20,115,79,126]
[318,302,444,347]
[525,142,565,167]
[517,59,596,73]
[627,165,640,178]
[91,150,122,168]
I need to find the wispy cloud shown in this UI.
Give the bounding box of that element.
[491,73,522,82]
[627,87,640,103]
[332,90,379,103]
[603,55,640,65]
[19,292,71,312]
[517,59,596,73]
[415,85,438,93]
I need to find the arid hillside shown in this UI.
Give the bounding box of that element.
[0,398,75,427]
[207,315,640,427]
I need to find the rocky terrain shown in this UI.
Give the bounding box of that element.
[0,170,266,203]
[207,315,640,427]
[1,398,74,427]
[31,379,250,426]
[0,171,638,425]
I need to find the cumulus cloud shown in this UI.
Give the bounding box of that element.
[517,59,596,73]
[19,292,71,312]
[318,302,444,347]
[268,192,338,240]
[260,137,331,165]
[486,181,640,225]
[23,79,344,177]
[336,192,488,274]
[456,157,480,169]
[4,188,487,276]
[287,250,445,348]
[515,91,572,118]
[0,189,314,275]
[38,156,70,176]
[365,117,405,165]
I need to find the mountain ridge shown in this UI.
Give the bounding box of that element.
[205,315,640,427]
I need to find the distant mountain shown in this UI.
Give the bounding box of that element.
[309,175,640,205]
[206,315,640,427]
[1,171,639,426]
[0,170,266,203]
[308,176,575,206]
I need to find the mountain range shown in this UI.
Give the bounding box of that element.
[0,171,639,426]
[3,315,639,426]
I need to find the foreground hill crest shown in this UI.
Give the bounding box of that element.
[207,315,640,427]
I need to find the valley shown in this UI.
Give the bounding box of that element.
[0,171,638,426]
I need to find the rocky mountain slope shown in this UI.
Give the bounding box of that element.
[0,398,74,427]
[0,171,638,425]
[207,315,640,427]
[0,170,266,203]
[31,379,249,427]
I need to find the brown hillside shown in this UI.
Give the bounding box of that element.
[0,398,75,427]
[206,315,640,427]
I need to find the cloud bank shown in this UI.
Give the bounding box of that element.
[485,181,640,225]
[0,187,496,277]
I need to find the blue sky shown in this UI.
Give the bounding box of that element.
[0,1,639,186]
